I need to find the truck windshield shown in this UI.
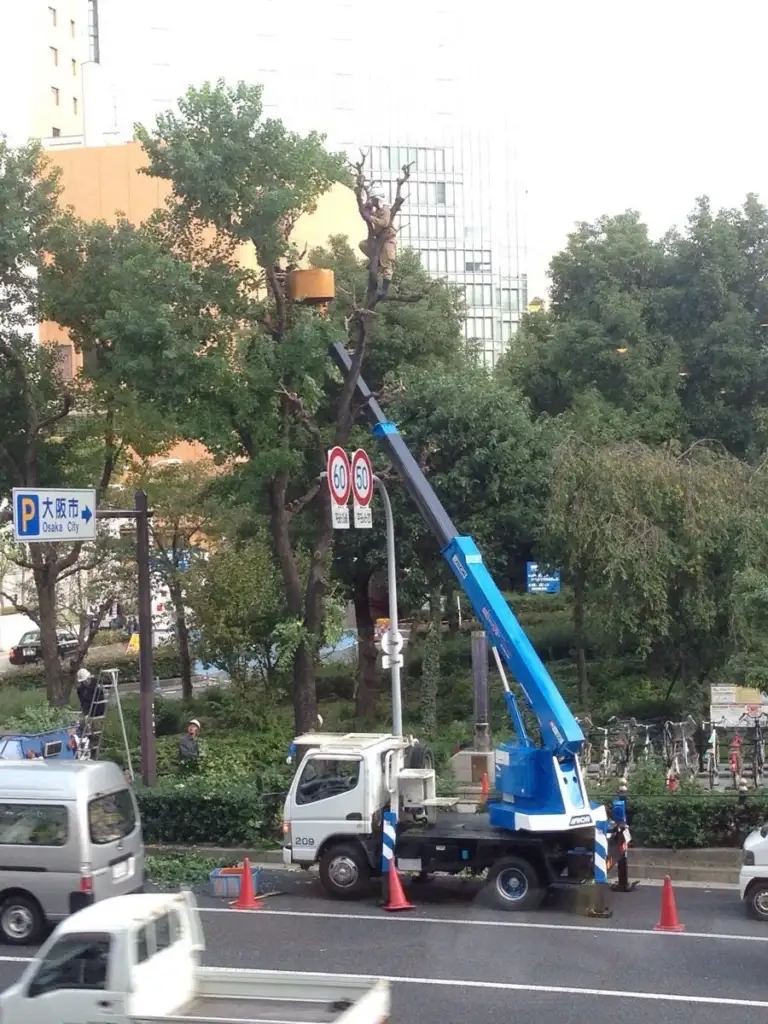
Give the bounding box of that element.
[28,934,111,996]
[88,789,136,844]
[296,758,360,805]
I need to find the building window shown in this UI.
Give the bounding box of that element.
[49,6,57,26]
[435,181,447,205]
[72,96,78,114]
[51,86,60,106]
[56,344,73,378]
[70,18,76,37]
[499,287,519,312]
[50,46,58,66]
[71,58,77,75]
[51,127,61,137]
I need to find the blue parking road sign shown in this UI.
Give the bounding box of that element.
[12,488,97,543]
[526,561,561,595]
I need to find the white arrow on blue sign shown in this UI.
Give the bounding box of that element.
[12,488,98,544]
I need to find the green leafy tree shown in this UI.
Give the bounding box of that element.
[0,141,157,704]
[544,439,750,710]
[663,195,768,457]
[503,212,683,444]
[49,80,431,732]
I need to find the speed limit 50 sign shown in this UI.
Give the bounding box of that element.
[351,449,373,528]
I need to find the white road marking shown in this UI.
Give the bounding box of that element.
[0,955,762,1008]
[166,965,768,1009]
[197,904,768,942]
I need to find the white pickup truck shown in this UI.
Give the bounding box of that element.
[0,890,390,1023]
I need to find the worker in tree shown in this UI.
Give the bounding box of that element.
[359,194,396,296]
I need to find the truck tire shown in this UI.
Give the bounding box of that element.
[746,881,768,921]
[406,742,434,771]
[319,843,371,901]
[486,855,545,912]
[0,893,44,944]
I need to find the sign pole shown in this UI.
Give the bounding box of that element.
[374,475,403,739]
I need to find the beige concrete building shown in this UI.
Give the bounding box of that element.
[0,1,90,146]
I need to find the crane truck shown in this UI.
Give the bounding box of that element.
[280,342,622,912]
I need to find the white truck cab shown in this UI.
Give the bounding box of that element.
[0,890,390,1023]
[740,825,768,919]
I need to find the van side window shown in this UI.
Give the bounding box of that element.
[0,803,68,846]
[155,913,171,951]
[88,788,136,844]
[28,935,111,996]
[136,925,150,963]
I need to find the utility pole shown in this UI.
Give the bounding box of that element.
[134,489,156,786]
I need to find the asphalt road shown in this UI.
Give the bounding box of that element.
[0,872,766,1023]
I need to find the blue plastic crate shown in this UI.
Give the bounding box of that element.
[209,865,261,899]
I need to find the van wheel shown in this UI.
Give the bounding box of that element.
[747,882,768,921]
[319,843,371,900]
[0,894,44,944]
[486,856,545,912]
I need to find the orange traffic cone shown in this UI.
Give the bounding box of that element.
[382,865,414,912]
[230,858,263,910]
[480,772,490,801]
[653,875,684,932]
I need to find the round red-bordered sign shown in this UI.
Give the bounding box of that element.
[351,449,374,507]
[327,447,351,506]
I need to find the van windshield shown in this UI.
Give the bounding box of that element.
[88,789,136,844]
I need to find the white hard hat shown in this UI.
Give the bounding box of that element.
[76,668,91,683]
[188,719,201,729]
[317,714,324,728]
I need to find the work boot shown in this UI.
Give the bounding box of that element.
[379,278,391,298]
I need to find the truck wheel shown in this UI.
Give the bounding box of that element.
[486,856,545,912]
[746,882,768,921]
[0,894,44,944]
[406,742,434,771]
[319,843,371,900]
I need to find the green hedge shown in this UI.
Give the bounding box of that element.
[614,792,768,849]
[7,647,183,690]
[136,784,284,847]
[132,784,768,851]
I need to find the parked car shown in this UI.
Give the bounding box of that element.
[8,629,78,666]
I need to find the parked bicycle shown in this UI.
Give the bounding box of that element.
[701,720,721,789]
[740,712,768,788]
[663,715,698,785]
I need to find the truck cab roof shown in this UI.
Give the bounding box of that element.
[53,891,192,938]
[292,732,405,754]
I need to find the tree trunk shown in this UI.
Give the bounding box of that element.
[169,580,193,700]
[573,569,589,710]
[420,585,442,738]
[268,476,318,733]
[32,553,68,706]
[446,585,460,635]
[353,567,377,718]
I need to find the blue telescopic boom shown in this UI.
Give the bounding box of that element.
[328,343,584,759]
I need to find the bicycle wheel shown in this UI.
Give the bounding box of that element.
[708,755,715,790]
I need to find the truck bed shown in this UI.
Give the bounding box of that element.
[174,994,348,1022]
[135,967,389,1024]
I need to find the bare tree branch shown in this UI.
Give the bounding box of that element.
[0,591,39,625]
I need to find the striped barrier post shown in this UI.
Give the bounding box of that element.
[381,810,397,876]
[588,818,613,918]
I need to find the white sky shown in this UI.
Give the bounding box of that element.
[98,0,768,298]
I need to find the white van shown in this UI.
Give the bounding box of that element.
[0,760,144,943]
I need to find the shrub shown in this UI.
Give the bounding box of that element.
[136,783,284,847]
[91,629,124,648]
[613,792,768,848]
